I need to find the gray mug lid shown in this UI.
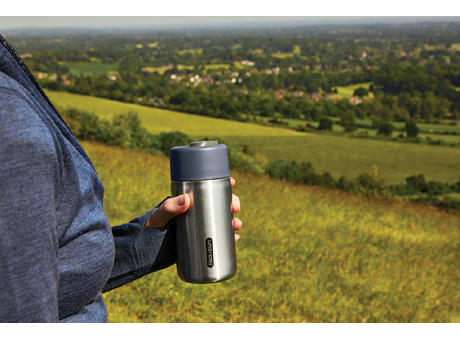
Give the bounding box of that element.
[170,141,230,181]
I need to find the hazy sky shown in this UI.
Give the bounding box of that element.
[1,17,292,29]
[1,16,458,30]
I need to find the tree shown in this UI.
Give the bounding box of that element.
[170,90,193,105]
[340,110,356,132]
[158,131,193,156]
[376,121,394,137]
[119,55,144,82]
[399,93,422,119]
[420,92,451,120]
[265,160,301,182]
[353,87,369,97]
[405,174,428,192]
[318,118,333,131]
[391,105,410,122]
[405,121,419,138]
[356,172,386,196]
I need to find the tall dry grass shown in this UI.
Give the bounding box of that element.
[82,142,460,322]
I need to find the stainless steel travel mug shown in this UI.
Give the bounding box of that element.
[170,140,237,284]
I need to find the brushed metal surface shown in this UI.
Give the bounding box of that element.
[189,140,218,147]
[172,177,237,283]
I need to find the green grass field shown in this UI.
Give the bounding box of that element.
[412,122,459,135]
[81,142,460,322]
[142,64,230,74]
[230,135,460,183]
[309,117,459,143]
[203,64,230,70]
[177,64,195,71]
[178,48,203,56]
[328,117,460,135]
[66,62,118,75]
[250,48,264,55]
[272,45,302,59]
[142,66,171,74]
[260,116,458,139]
[352,118,460,135]
[328,83,374,99]
[233,61,255,69]
[46,90,460,184]
[419,133,460,144]
[47,91,301,137]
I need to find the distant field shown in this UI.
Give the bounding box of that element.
[178,48,203,56]
[250,48,264,55]
[361,130,459,144]
[142,64,229,74]
[257,117,460,144]
[177,64,194,71]
[272,45,302,59]
[257,116,307,129]
[328,82,374,99]
[203,64,230,70]
[355,120,460,144]
[47,91,301,137]
[359,119,460,135]
[142,66,170,74]
[66,62,118,75]
[233,61,255,69]
[81,142,460,322]
[46,91,460,184]
[330,117,460,135]
[416,123,460,135]
[231,135,460,184]
[419,133,460,144]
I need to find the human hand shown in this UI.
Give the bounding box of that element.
[145,177,242,242]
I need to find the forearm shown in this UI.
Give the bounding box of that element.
[102,197,177,293]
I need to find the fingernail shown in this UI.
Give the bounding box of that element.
[177,195,186,206]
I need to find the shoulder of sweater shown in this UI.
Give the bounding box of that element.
[0,76,59,169]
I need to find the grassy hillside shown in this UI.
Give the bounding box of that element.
[81,142,460,322]
[47,91,460,184]
[47,91,300,137]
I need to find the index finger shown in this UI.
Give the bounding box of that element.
[230,177,236,187]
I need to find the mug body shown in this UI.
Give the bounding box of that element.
[172,177,236,283]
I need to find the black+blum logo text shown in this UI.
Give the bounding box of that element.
[205,238,214,268]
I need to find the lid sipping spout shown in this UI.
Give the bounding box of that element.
[189,140,218,147]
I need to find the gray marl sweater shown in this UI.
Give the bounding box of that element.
[0,35,176,322]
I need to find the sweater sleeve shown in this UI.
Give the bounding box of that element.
[102,197,177,292]
[0,89,60,322]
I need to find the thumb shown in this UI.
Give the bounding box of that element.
[146,194,191,229]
